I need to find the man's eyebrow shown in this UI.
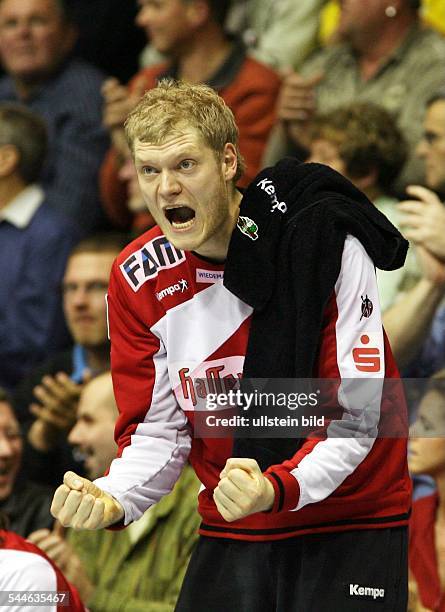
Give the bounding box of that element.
[135,148,200,165]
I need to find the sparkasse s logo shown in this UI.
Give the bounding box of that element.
[352,334,381,372]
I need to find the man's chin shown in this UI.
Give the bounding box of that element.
[162,226,202,252]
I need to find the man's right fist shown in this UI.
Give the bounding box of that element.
[50,471,124,530]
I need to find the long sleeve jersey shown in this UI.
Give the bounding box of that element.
[95,226,411,541]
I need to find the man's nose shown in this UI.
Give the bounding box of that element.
[70,287,90,307]
[68,422,83,446]
[159,170,181,198]
[14,19,33,38]
[0,435,14,458]
[416,138,428,159]
[135,5,151,30]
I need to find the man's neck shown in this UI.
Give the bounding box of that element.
[84,344,111,373]
[176,25,232,84]
[0,178,27,211]
[353,14,415,80]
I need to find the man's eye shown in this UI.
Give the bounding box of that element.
[179,160,194,170]
[424,132,439,145]
[142,166,157,175]
[0,19,18,29]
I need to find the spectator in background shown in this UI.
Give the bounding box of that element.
[408,370,445,612]
[13,233,128,486]
[238,0,328,71]
[0,388,53,537]
[0,0,110,233]
[100,0,280,231]
[141,0,329,72]
[384,90,445,373]
[0,104,79,390]
[307,101,419,311]
[29,372,201,612]
[265,0,445,190]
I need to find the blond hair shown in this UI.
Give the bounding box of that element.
[125,79,245,182]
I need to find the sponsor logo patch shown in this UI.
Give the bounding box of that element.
[352,334,381,372]
[120,236,185,291]
[360,294,373,320]
[237,216,258,240]
[196,269,224,283]
[156,279,188,301]
[347,584,385,600]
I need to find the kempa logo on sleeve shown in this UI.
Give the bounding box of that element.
[348,584,385,600]
[196,269,224,283]
[156,279,188,301]
[256,177,288,213]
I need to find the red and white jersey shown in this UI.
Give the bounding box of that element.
[96,226,411,541]
[0,531,85,611]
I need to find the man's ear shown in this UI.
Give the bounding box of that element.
[221,143,238,183]
[185,0,210,29]
[0,144,20,178]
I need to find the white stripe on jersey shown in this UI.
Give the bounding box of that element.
[290,236,384,511]
[95,343,191,524]
[153,281,252,367]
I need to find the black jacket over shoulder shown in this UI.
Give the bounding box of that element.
[224,159,408,469]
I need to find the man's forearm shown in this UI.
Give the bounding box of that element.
[383,278,445,369]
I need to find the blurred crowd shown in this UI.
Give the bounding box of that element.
[0,0,444,610]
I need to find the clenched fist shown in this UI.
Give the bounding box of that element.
[51,471,124,530]
[213,458,275,522]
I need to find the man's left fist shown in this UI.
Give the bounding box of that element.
[213,458,275,522]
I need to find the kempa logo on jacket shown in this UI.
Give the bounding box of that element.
[256,177,287,213]
[348,584,385,599]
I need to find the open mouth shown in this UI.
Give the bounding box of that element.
[164,206,196,230]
